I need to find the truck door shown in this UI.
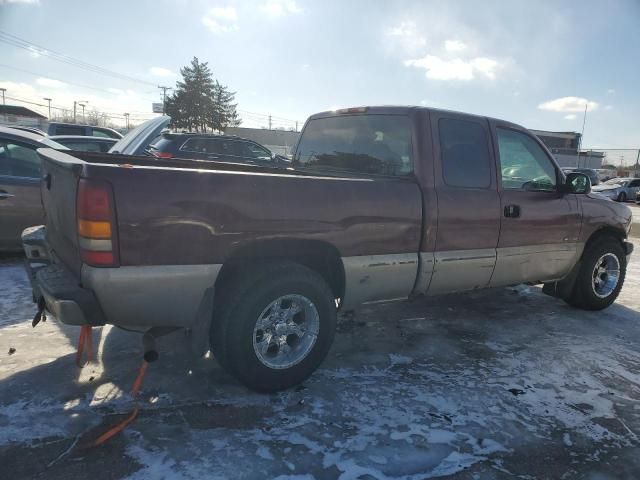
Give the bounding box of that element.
[0,141,43,250]
[489,122,581,286]
[426,112,501,295]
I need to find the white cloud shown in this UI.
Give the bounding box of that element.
[564,114,577,120]
[604,105,614,111]
[260,0,301,18]
[385,21,426,51]
[36,77,66,88]
[404,55,499,81]
[0,0,40,4]
[607,89,615,94]
[149,67,174,77]
[444,40,467,52]
[27,46,43,58]
[202,6,238,33]
[538,96,598,113]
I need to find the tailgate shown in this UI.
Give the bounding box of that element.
[38,148,84,276]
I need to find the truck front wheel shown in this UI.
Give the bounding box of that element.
[565,236,626,310]
[211,262,337,392]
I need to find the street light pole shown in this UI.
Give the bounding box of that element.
[74,100,88,123]
[124,112,130,130]
[0,88,5,105]
[43,98,52,119]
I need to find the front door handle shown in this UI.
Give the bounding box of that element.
[0,192,15,200]
[504,204,520,218]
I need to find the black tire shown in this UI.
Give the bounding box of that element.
[210,262,337,392]
[618,192,627,202]
[565,236,626,310]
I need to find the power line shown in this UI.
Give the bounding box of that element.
[0,63,158,101]
[0,30,157,87]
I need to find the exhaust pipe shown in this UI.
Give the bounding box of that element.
[142,327,178,363]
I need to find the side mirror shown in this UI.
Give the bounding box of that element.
[562,172,591,194]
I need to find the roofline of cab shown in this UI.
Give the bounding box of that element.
[306,105,526,131]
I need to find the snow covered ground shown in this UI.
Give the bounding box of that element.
[1,247,640,479]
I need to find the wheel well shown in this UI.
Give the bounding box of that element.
[584,227,626,251]
[214,239,345,300]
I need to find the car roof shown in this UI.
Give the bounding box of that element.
[0,125,51,143]
[50,135,116,142]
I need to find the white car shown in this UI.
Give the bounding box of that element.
[591,177,640,202]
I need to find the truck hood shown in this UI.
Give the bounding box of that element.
[109,116,171,155]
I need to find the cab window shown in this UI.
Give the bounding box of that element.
[296,114,413,176]
[497,128,557,191]
[0,142,41,178]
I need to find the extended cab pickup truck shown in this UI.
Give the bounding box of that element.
[24,107,633,392]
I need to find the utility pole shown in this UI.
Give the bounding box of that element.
[0,88,5,105]
[268,115,272,130]
[124,112,130,130]
[576,102,588,168]
[295,121,298,132]
[158,85,172,114]
[74,100,88,123]
[43,98,52,119]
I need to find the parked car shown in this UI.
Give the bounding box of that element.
[23,106,633,392]
[562,167,600,186]
[46,122,123,139]
[146,132,291,167]
[591,177,640,202]
[49,135,116,153]
[0,126,69,250]
[4,125,47,137]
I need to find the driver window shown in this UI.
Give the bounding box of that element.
[497,128,557,191]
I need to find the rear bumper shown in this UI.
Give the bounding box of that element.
[23,226,106,326]
[23,225,221,329]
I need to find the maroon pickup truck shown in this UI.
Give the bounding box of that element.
[23,106,633,392]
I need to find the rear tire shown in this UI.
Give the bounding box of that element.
[210,262,337,392]
[564,236,626,310]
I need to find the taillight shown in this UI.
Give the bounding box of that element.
[152,151,173,159]
[77,178,119,267]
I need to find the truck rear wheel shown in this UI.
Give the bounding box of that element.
[565,236,626,310]
[211,262,337,392]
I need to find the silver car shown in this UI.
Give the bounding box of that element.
[591,177,640,202]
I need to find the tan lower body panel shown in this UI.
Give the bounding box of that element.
[490,243,580,287]
[341,253,419,310]
[426,248,497,295]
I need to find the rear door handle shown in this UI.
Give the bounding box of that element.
[504,204,520,218]
[0,192,15,200]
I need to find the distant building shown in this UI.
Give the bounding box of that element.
[0,105,47,129]
[530,129,603,169]
[224,126,300,156]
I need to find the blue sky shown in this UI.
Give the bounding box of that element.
[0,0,638,148]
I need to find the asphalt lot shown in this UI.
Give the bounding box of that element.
[1,246,640,480]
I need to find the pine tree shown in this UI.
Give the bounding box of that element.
[166,57,241,132]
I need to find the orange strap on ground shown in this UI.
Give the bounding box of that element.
[91,360,149,447]
[75,325,93,367]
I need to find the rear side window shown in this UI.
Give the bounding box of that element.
[295,115,413,176]
[439,118,492,188]
[60,141,102,152]
[91,129,112,138]
[55,125,85,136]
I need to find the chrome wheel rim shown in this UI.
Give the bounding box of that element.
[252,294,320,369]
[592,253,620,298]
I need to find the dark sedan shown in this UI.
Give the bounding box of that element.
[49,135,117,153]
[0,126,68,250]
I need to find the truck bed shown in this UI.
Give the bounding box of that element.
[37,148,423,271]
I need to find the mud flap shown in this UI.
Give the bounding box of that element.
[542,260,581,299]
